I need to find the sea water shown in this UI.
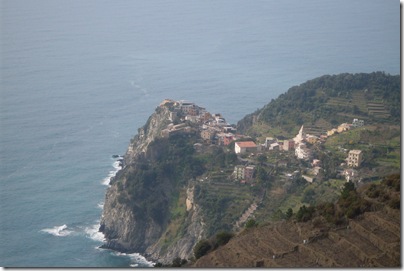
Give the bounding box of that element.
[0,0,399,267]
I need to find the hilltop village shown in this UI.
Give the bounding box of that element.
[100,73,400,267]
[158,99,365,186]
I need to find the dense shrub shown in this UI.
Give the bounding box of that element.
[382,174,400,192]
[317,202,336,223]
[194,240,212,259]
[215,231,234,246]
[171,257,187,267]
[366,184,381,198]
[388,198,400,209]
[285,208,293,219]
[341,181,356,199]
[245,219,258,229]
[296,205,315,222]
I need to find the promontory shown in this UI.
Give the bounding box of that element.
[99,72,400,267]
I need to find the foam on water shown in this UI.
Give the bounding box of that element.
[41,224,73,237]
[84,222,105,242]
[114,252,155,267]
[101,157,123,186]
[90,156,154,267]
[1,0,398,267]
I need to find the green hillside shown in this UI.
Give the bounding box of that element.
[237,72,400,138]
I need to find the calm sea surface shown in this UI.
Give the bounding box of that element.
[0,0,399,267]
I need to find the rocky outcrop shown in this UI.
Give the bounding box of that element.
[145,185,205,263]
[99,180,165,253]
[124,105,172,165]
[99,100,206,263]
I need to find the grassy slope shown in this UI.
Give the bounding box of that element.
[235,72,400,226]
[238,72,400,138]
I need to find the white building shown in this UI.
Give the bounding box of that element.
[269,142,280,151]
[352,119,364,128]
[344,168,359,182]
[295,143,312,160]
[235,141,257,154]
[265,137,276,148]
[294,125,306,144]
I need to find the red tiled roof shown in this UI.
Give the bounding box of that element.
[235,141,257,148]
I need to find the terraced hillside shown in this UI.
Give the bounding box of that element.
[193,209,400,268]
[237,72,400,137]
[192,175,400,268]
[367,101,390,118]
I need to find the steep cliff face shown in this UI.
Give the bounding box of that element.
[145,185,206,263]
[100,183,163,253]
[99,100,206,263]
[124,105,172,165]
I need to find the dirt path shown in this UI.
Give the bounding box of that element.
[234,202,258,229]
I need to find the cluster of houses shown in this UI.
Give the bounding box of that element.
[327,118,365,136]
[231,120,365,184]
[260,118,366,161]
[160,100,209,137]
[159,99,241,145]
[159,99,365,185]
[231,125,315,160]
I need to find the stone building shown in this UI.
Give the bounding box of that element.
[347,149,363,168]
[283,139,295,151]
[233,165,256,182]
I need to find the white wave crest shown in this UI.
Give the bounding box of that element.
[101,176,111,186]
[101,158,123,186]
[113,160,123,170]
[97,202,104,209]
[84,222,105,242]
[114,252,154,267]
[41,224,73,237]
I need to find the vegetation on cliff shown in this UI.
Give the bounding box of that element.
[114,132,202,225]
[192,174,401,268]
[101,72,400,266]
[237,72,400,137]
[100,107,257,262]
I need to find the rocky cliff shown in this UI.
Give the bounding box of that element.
[99,100,206,263]
[145,184,206,263]
[98,73,400,267]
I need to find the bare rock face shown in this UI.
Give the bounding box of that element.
[99,100,206,263]
[99,183,163,253]
[124,105,172,165]
[145,185,206,263]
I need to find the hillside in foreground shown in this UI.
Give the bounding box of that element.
[192,174,400,268]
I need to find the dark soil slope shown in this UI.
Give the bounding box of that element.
[193,175,400,268]
[193,209,400,268]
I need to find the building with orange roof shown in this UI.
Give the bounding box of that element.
[235,141,257,154]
